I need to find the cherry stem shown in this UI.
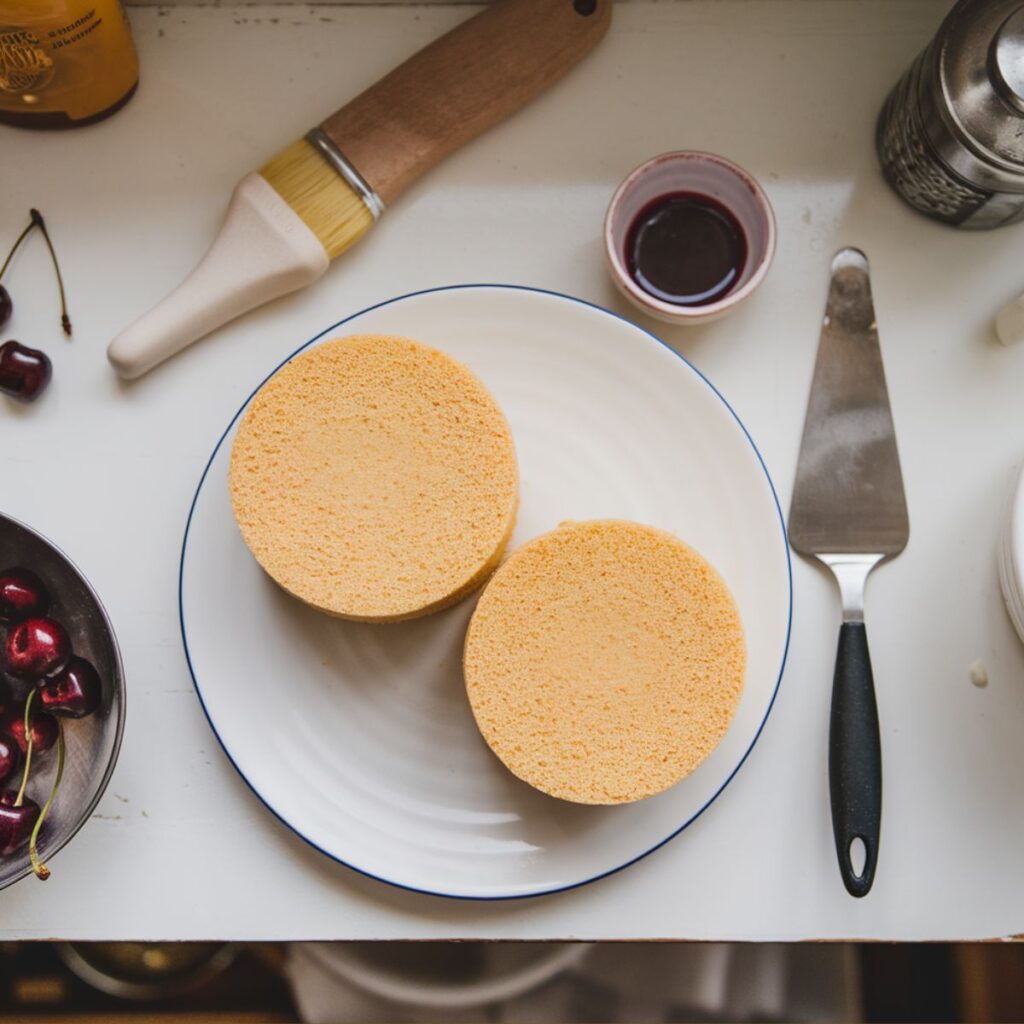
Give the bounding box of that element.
[29,718,62,881]
[14,689,37,808]
[0,216,37,282]
[31,210,71,337]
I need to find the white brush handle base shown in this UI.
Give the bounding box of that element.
[996,292,1024,347]
[108,173,329,379]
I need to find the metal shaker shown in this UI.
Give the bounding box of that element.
[877,1,1024,229]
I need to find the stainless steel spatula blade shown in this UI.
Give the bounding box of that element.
[788,247,908,898]
[789,248,908,557]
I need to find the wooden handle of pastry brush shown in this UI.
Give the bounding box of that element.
[319,0,612,207]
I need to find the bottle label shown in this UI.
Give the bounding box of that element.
[0,3,137,126]
[0,28,55,94]
[48,9,105,51]
[0,9,108,94]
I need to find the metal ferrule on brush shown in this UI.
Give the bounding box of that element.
[306,127,386,221]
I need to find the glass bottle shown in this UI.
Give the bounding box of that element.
[0,0,139,129]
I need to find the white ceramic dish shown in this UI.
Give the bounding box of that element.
[999,461,1024,644]
[179,285,791,899]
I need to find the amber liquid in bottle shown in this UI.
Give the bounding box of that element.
[0,0,139,128]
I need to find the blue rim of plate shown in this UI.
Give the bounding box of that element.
[179,283,793,901]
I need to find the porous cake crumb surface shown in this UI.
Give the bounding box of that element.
[464,520,746,805]
[229,334,519,621]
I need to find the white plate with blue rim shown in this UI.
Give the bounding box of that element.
[179,284,791,899]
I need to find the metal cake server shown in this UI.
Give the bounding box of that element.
[788,248,909,898]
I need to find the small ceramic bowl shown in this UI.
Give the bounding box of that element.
[604,151,776,325]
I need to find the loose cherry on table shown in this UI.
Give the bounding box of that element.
[0,705,57,755]
[0,341,52,403]
[0,568,50,623]
[3,617,71,681]
[40,657,100,719]
[0,732,19,786]
[0,791,40,856]
[0,285,10,331]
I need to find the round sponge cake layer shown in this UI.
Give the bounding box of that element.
[464,520,745,805]
[230,335,519,622]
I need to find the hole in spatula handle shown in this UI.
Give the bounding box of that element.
[848,836,867,879]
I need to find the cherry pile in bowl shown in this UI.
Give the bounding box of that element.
[0,566,101,879]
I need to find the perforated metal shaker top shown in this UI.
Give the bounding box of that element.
[877,0,1024,229]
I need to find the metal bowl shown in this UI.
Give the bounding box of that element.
[0,512,125,891]
[57,942,238,1000]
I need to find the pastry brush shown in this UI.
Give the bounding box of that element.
[108,0,612,379]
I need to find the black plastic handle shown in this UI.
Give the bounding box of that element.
[829,621,882,898]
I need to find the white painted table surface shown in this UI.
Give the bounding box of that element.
[3,0,1024,942]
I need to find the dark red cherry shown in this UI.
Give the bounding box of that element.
[0,285,11,330]
[0,791,39,855]
[1,706,57,755]
[0,733,18,785]
[0,341,51,402]
[40,657,100,719]
[4,618,70,681]
[0,568,49,624]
